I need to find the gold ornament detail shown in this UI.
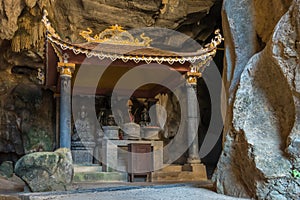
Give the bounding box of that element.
[186,29,224,84]
[79,25,152,47]
[37,68,45,85]
[186,71,202,85]
[205,29,224,49]
[42,10,61,39]
[57,62,75,76]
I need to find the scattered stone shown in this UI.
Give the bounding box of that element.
[14,148,73,192]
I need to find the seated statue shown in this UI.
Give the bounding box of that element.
[72,105,94,142]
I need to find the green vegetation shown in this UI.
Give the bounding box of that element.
[291,169,300,178]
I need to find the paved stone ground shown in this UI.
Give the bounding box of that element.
[15,182,251,200]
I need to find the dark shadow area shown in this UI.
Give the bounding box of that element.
[197,0,224,177]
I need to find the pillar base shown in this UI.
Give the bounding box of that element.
[151,163,207,182]
[182,163,207,180]
[187,158,201,164]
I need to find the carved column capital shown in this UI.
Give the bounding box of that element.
[57,62,75,76]
[186,71,202,85]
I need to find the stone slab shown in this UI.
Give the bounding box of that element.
[182,163,206,173]
[151,171,207,182]
[74,165,102,173]
[73,172,127,183]
[161,165,183,172]
[151,164,207,182]
[72,149,94,164]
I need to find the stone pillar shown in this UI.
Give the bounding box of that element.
[55,94,60,149]
[186,72,201,164]
[57,61,75,148]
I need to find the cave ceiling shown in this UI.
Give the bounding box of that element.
[0,0,222,69]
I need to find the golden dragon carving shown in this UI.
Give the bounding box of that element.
[79,25,152,47]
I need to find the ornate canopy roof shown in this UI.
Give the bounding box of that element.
[42,10,223,97]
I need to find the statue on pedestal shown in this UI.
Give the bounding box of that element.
[71,105,95,164]
[72,105,94,142]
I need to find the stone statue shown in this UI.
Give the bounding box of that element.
[127,100,135,123]
[97,109,106,126]
[71,105,96,164]
[72,105,94,142]
[140,107,150,126]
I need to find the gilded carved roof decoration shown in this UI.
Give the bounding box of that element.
[205,29,224,49]
[46,33,221,65]
[79,25,152,47]
[42,10,223,65]
[186,29,223,82]
[42,10,61,39]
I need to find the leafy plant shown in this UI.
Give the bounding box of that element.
[291,169,300,178]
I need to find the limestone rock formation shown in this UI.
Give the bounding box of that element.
[0,72,55,161]
[0,0,218,52]
[213,0,300,199]
[0,161,13,178]
[0,21,55,159]
[14,148,73,192]
[0,0,25,40]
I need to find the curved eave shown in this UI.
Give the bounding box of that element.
[46,34,217,65]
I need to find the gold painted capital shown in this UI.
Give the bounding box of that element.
[57,62,75,76]
[186,71,202,85]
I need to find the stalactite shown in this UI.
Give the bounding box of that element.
[11,6,45,52]
[11,35,21,53]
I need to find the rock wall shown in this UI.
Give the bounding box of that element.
[0,69,55,162]
[213,0,300,199]
[0,1,55,161]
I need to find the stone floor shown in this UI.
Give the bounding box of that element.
[4,181,251,200]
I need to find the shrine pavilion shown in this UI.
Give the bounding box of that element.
[42,10,223,182]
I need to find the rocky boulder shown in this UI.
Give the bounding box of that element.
[0,160,26,193]
[14,148,73,192]
[0,161,14,178]
[213,0,300,199]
